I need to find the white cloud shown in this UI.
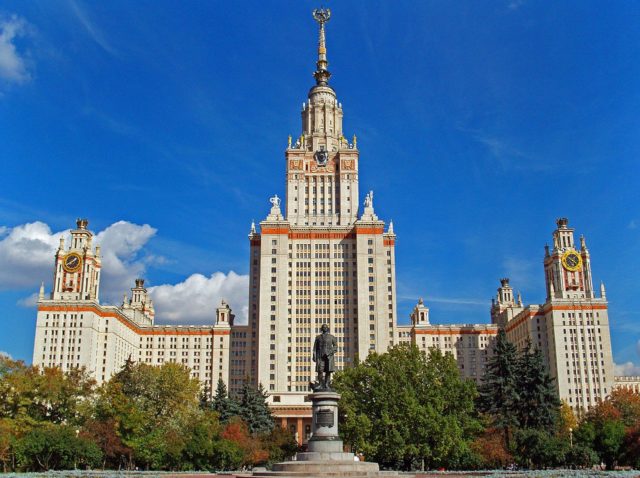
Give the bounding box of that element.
[67,0,116,56]
[398,294,486,308]
[150,272,249,325]
[615,362,640,376]
[0,351,11,359]
[17,291,39,308]
[629,220,638,230]
[614,340,640,376]
[426,296,486,307]
[94,221,157,300]
[0,220,247,325]
[0,221,66,289]
[0,220,157,304]
[0,14,31,84]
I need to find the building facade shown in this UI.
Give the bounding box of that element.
[397,299,498,385]
[33,219,232,395]
[236,11,397,435]
[489,218,615,413]
[395,218,617,414]
[614,376,640,394]
[31,10,631,444]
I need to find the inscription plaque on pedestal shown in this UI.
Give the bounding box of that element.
[316,408,334,427]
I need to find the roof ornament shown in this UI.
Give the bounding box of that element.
[580,234,587,251]
[364,190,374,208]
[312,8,331,86]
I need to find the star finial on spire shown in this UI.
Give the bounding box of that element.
[312,8,331,86]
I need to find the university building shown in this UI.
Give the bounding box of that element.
[32,9,632,443]
[238,10,397,437]
[33,220,232,395]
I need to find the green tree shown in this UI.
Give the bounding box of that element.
[515,343,560,430]
[212,378,239,423]
[262,425,299,464]
[334,344,481,470]
[0,356,94,426]
[576,393,631,470]
[14,424,102,471]
[181,409,221,470]
[595,420,625,470]
[0,418,16,472]
[558,400,578,439]
[94,361,203,470]
[513,428,568,469]
[478,329,520,448]
[0,356,99,472]
[239,382,274,435]
[565,443,599,468]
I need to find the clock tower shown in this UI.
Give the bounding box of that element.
[51,218,102,302]
[544,217,595,301]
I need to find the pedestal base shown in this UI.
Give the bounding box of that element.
[253,459,391,477]
[251,390,398,476]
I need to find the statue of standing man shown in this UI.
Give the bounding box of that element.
[311,324,338,391]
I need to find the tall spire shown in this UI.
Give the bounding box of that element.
[312,8,331,86]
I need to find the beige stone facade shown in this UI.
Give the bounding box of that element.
[404,299,498,384]
[242,16,397,412]
[614,376,640,393]
[489,219,615,414]
[33,220,232,394]
[396,218,617,414]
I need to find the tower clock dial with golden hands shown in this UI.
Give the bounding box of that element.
[62,252,83,273]
[561,250,583,272]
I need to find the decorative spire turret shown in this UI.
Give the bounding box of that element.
[312,8,331,86]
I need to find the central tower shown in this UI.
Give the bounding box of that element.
[286,9,359,227]
[243,10,398,419]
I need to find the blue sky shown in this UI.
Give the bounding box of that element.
[0,1,639,371]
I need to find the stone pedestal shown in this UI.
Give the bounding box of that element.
[255,390,394,477]
[295,391,348,461]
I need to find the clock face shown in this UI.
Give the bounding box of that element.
[62,252,83,273]
[561,250,582,272]
[314,150,328,166]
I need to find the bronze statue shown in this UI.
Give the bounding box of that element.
[311,323,337,391]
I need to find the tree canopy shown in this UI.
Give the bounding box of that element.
[334,343,481,470]
[0,356,295,472]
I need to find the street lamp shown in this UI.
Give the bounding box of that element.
[569,427,573,448]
